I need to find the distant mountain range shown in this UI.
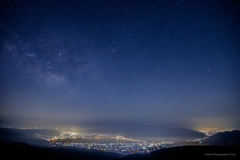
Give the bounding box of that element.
[0,128,60,136]
[0,128,60,147]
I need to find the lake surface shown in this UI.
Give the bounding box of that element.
[80,126,206,142]
[53,138,134,143]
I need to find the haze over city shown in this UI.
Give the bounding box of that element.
[0,0,239,140]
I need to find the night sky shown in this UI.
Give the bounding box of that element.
[0,0,240,133]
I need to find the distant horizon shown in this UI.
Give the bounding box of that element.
[1,125,239,131]
[1,120,239,133]
[1,124,239,142]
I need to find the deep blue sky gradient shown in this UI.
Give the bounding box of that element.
[0,0,240,131]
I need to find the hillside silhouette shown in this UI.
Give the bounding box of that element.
[1,128,239,160]
[203,130,240,145]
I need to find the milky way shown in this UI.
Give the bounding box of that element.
[0,0,240,131]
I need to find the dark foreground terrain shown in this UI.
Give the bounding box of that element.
[0,142,122,160]
[121,145,240,160]
[1,142,239,160]
[1,128,239,159]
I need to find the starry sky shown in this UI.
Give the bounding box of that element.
[0,0,240,132]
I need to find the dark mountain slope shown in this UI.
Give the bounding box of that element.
[207,130,240,141]
[121,145,240,160]
[0,142,123,160]
[203,130,240,145]
[1,142,239,160]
